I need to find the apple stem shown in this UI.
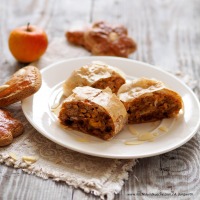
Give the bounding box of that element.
[27,22,31,31]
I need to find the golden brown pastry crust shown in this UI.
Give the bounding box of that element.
[117,78,183,123]
[0,109,24,147]
[66,21,137,57]
[63,61,125,97]
[59,86,127,140]
[0,66,42,107]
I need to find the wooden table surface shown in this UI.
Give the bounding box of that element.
[0,0,200,199]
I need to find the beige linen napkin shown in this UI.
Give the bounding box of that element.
[0,38,136,200]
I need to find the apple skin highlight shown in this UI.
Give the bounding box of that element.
[8,25,48,63]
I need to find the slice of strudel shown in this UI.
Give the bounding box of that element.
[63,61,125,97]
[59,86,127,140]
[117,77,183,124]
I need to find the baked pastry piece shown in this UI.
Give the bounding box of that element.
[66,21,137,57]
[0,109,24,147]
[59,86,127,140]
[63,61,125,97]
[117,78,183,123]
[0,66,42,107]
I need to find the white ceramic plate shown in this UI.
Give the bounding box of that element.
[22,57,200,159]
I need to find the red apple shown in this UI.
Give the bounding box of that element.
[8,23,48,63]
